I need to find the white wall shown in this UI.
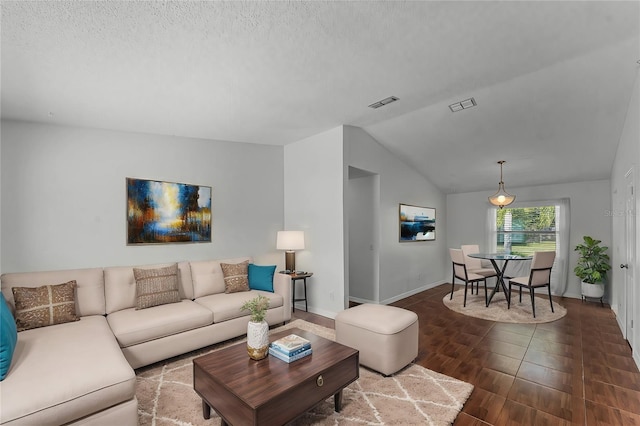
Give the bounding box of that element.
[284,126,346,317]
[345,126,447,304]
[610,69,640,367]
[446,179,612,299]
[0,122,2,274]
[0,120,284,272]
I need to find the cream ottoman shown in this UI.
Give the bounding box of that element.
[335,303,418,376]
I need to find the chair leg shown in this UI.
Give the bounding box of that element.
[463,282,469,307]
[519,287,522,303]
[530,287,536,318]
[508,282,512,309]
[450,274,455,300]
[547,285,554,313]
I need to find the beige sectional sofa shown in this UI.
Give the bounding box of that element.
[0,257,291,426]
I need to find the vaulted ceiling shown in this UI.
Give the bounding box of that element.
[2,1,639,194]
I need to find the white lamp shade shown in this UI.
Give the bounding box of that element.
[276,231,305,250]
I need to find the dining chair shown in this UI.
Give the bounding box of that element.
[461,244,498,294]
[508,251,556,318]
[450,248,488,307]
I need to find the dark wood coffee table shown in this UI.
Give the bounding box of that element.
[193,327,359,426]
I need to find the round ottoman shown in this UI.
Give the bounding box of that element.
[335,303,418,376]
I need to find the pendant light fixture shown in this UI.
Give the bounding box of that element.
[488,160,515,209]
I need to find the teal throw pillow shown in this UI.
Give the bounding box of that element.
[248,264,277,292]
[0,293,18,381]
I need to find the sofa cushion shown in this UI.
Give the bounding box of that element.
[107,300,213,348]
[12,281,79,331]
[190,257,252,299]
[0,294,17,381]
[133,264,181,309]
[248,264,277,292]
[195,290,283,323]
[0,316,135,425]
[1,267,106,316]
[221,260,250,293]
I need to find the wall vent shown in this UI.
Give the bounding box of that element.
[449,97,477,112]
[368,96,399,109]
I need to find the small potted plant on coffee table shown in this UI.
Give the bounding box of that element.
[574,235,611,305]
[241,295,270,360]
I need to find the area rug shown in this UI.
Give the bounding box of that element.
[136,319,474,425]
[443,288,567,323]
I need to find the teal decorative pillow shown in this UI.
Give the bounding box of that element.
[248,264,276,292]
[0,293,18,381]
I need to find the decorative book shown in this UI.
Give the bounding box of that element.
[269,342,311,357]
[268,346,312,363]
[270,334,311,354]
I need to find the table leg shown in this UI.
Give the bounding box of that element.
[202,400,211,419]
[292,281,296,312]
[486,259,511,308]
[334,389,343,412]
[500,260,511,308]
[303,278,308,312]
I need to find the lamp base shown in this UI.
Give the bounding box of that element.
[285,251,296,272]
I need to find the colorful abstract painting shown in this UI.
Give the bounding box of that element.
[399,204,436,241]
[127,178,211,244]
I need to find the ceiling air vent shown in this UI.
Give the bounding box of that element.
[368,96,399,109]
[449,97,476,112]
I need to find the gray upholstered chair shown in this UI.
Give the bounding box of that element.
[450,248,488,307]
[508,251,556,317]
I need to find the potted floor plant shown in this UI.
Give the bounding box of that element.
[574,236,611,301]
[241,295,270,360]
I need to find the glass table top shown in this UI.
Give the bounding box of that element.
[468,253,532,260]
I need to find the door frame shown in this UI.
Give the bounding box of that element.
[624,167,636,346]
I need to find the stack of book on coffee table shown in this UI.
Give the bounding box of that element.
[268,334,312,363]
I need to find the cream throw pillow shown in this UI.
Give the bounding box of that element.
[133,264,181,310]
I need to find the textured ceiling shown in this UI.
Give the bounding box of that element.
[2,1,639,194]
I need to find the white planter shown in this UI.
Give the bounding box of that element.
[246,320,269,360]
[581,281,605,299]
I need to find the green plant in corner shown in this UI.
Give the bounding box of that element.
[241,295,270,323]
[574,236,611,284]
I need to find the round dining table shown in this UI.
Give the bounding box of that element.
[468,253,532,307]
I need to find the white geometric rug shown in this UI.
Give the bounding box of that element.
[136,319,474,425]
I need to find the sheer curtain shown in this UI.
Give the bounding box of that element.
[486,198,570,296]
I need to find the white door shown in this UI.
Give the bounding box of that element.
[624,168,636,346]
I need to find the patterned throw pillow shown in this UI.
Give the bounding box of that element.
[12,280,79,332]
[221,261,250,293]
[133,264,181,310]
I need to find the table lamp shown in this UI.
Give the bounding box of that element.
[276,231,305,272]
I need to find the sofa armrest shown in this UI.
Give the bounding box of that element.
[273,272,292,321]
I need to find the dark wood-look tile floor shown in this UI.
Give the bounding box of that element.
[293,284,640,425]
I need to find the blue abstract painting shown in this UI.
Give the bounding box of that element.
[127,178,211,244]
[399,204,435,241]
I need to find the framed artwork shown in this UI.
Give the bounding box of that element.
[399,203,436,242]
[127,177,212,245]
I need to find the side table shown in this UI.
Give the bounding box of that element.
[282,272,313,312]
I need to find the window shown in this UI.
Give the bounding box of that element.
[488,199,570,295]
[496,206,556,256]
